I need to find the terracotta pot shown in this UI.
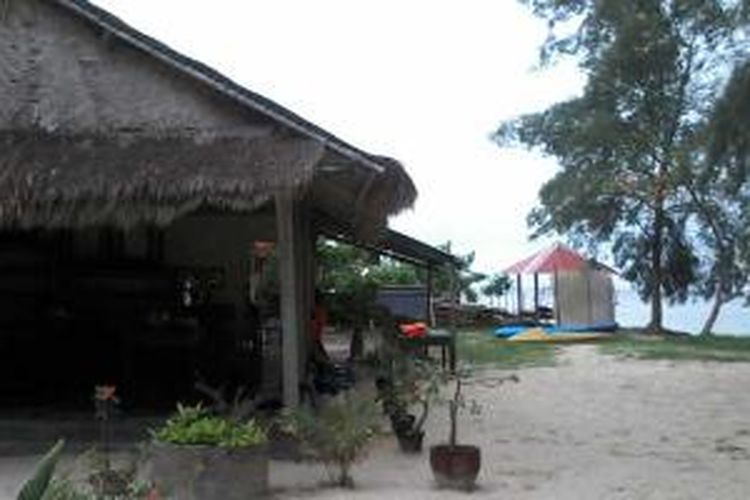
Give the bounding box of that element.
[429,444,481,491]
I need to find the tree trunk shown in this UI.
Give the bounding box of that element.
[648,200,665,333]
[448,400,458,447]
[700,288,724,336]
[449,379,461,447]
[349,325,364,360]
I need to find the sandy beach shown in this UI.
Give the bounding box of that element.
[272,344,750,499]
[4,344,750,499]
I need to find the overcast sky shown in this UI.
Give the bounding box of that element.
[93,0,585,274]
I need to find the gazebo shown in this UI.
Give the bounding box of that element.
[504,243,617,328]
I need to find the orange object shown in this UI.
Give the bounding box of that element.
[312,304,328,342]
[399,322,428,338]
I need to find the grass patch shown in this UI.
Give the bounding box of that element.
[456,329,558,369]
[599,333,750,362]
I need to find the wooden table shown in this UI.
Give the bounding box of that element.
[399,328,455,371]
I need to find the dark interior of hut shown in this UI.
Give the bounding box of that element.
[0,228,265,412]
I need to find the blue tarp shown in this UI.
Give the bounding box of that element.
[494,321,618,338]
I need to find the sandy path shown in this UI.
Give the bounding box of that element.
[4,345,750,499]
[272,345,750,499]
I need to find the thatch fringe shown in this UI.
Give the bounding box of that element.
[351,155,417,239]
[368,155,417,217]
[0,129,324,228]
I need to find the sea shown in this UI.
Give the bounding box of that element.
[616,287,748,336]
[506,275,748,336]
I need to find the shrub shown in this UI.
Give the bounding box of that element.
[282,392,380,488]
[17,440,65,500]
[152,404,266,448]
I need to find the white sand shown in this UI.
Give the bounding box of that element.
[271,345,750,499]
[4,345,750,499]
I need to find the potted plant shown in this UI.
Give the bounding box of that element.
[281,391,380,488]
[89,384,138,497]
[147,403,268,499]
[377,357,439,453]
[429,372,518,491]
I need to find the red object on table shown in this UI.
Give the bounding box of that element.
[399,322,428,338]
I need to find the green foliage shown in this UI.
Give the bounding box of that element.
[317,239,485,326]
[481,274,512,305]
[153,404,266,448]
[16,440,154,500]
[281,392,381,488]
[497,0,750,331]
[317,240,394,327]
[380,356,442,434]
[708,60,750,175]
[36,479,91,500]
[612,224,698,305]
[388,357,441,409]
[18,440,65,500]
[430,243,486,303]
[691,58,750,332]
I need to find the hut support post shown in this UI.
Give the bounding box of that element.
[427,265,435,327]
[553,268,561,325]
[449,264,458,373]
[275,189,308,408]
[296,195,315,381]
[533,273,539,321]
[516,274,523,317]
[586,267,593,324]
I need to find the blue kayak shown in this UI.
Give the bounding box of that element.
[494,321,618,338]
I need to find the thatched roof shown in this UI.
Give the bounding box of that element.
[0,130,324,228]
[0,0,417,231]
[52,0,397,175]
[357,156,417,227]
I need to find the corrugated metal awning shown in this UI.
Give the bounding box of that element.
[315,213,458,268]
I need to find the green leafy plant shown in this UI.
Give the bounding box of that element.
[281,392,381,488]
[377,356,441,452]
[17,439,65,500]
[194,380,257,421]
[16,427,156,499]
[152,403,266,448]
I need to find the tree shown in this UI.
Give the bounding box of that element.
[496,0,749,332]
[689,58,750,334]
[481,274,512,307]
[430,242,487,304]
[317,240,485,316]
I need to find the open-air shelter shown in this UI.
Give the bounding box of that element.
[0,0,454,409]
[504,243,617,327]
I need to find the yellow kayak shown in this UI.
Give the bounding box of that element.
[507,327,609,343]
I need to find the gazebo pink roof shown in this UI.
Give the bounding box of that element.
[504,242,600,275]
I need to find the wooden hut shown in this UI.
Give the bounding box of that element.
[0,0,432,409]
